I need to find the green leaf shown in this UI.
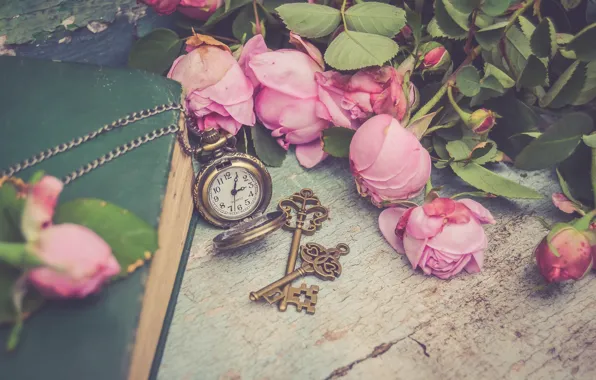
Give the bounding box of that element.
[434,0,468,39]
[519,55,548,87]
[324,31,399,70]
[54,199,159,278]
[446,140,471,160]
[450,162,543,198]
[556,168,586,208]
[518,15,535,40]
[0,182,25,242]
[485,63,515,88]
[583,133,596,148]
[530,18,557,58]
[451,0,482,13]
[433,136,450,159]
[456,65,481,96]
[539,61,586,108]
[470,141,498,164]
[204,0,253,27]
[127,28,183,74]
[0,265,45,324]
[276,3,341,38]
[480,0,512,16]
[407,112,439,139]
[514,112,594,170]
[572,61,596,105]
[427,18,448,39]
[405,4,422,43]
[566,23,596,62]
[504,25,532,80]
[225,0,232,12]
[344,2,406,38]
[322,127,356,158]
[251,123,287,167]
[475,21,508,49]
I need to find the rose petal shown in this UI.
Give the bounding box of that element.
[551,193,579,215]
[427,219,487,255]
[403,233,427,269]
[168,46,236,92]
[464,250,484,273]
[457,199,496,224]
[249,50,321,98]
[379,207,406,253]
[317,85,352,129]
[22,176,64,242]
[238,35,269,87]
[349,114,395,172]
[197,63,254,105]
[405,206,444,240]
[224,97,255,126]
[295,140,328,168]
[289,32,325,70]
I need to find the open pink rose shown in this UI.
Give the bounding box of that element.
[379,198,496,279]
[316,66,417,127]
[242,35,330,168]
[139,0,223,20]
[22,176,120,298]
[349,114,431,205]
[168,42,255,135]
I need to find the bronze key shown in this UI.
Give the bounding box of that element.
[277,189,329,311]
[249,243,349,304]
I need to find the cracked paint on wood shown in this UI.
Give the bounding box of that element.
[159,154,596,379]
[0,0,140,44]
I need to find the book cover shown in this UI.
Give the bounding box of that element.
[0,56,194,380]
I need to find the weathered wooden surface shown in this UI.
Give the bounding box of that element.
[159,156,596,380]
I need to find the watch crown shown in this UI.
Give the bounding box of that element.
[201,128,221,144]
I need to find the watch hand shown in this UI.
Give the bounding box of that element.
[236,186,246,192]
[231,175,238,196]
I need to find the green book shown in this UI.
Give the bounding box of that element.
[0,56,195,379]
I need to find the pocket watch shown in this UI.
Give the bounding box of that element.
[190,128,286,251]
[192,128,273,229]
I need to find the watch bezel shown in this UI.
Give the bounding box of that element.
[193,152,272,228]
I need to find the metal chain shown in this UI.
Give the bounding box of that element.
[0,102,182,178]
[62,124,180,185]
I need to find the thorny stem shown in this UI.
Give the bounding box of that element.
[252,0,262,36]
[503,0,535,35]
[464,10,478,55]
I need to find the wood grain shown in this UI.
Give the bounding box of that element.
[129,113,194,380]
[158,156,596,380]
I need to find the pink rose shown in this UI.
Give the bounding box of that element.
[242,35,330,168]
[552,192,581,214]
[139,0,223,20]
[349,114,431,205]
[379,198,496,279]
[535,224,594,282]
[28,224,120,298]
[317,66,417,127]
[168,43,255,135]
[178,0,224,20]
[21,176,120,298]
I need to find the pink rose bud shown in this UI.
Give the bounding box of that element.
[535,224,594,282]
[419,42,450,72]
[27,224,121,298]
[168,35,255,136]
[394,25,413,43]
[379,198,495,279]
[468,108,497,134]
[21,176,63,241]
[139,0,224,20]
[349,114,431,206]
[243,35,330,168]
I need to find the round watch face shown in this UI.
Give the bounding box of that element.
[207,167,261,220]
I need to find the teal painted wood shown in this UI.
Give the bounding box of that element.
[159,155,596,380]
